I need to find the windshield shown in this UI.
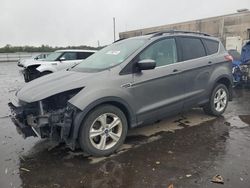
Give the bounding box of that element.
[43,52,63,61]
[72,38,148,72]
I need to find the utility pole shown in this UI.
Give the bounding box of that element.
[97,40,100,47]
[113,17,116,42]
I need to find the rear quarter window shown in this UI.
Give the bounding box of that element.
[203,39,219,55]
[179,37,206,61]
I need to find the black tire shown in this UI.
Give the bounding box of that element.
[24,71,52,82]
[23,73,29,82]
[79,105,128,156]
[203,84,229,116]
[40,71,52,77]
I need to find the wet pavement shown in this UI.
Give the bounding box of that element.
[0,62,250,188]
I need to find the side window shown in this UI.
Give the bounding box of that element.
[139,38,177,67]
[77,52,94,59]
[203,39,219,55]
[179,37,206,61]
[61,52,77,60]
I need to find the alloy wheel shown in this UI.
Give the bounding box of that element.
[214,88,227,112]
[89,113,123,150]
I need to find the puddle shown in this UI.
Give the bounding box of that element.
[226,116,249,128]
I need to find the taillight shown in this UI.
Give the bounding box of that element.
[224,54,233,62]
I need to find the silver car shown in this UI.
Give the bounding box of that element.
[9,31,233,156]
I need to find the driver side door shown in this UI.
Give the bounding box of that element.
[131,37,185,124]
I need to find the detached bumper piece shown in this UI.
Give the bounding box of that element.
[8,101,75,145]
[8,102,37,138]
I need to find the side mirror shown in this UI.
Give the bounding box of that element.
[59,57,66,61]
[137,59,156,71]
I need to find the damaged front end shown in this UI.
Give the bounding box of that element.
[8,88,82,149]
[22,65,41,82]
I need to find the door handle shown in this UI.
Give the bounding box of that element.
[173,69,178,72]
[208,61,212,64]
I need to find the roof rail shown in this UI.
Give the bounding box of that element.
[147,30,211,37]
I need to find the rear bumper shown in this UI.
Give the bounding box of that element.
[8,102,37,138]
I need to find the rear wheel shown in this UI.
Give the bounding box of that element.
[79,105,128,156]
[203,84,229,116]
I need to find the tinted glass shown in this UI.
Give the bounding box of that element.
[77,52,94,59]
[61,52,77,60]
[203,39,219,55]
[139,38,177,67]
[180,37,206,61]
[43,52,63,61]
[73,38,147,72]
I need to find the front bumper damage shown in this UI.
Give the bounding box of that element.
[8,102,37,138]
[21,65,41,82]
[8,101,76,149]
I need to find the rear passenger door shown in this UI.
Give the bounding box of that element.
[176,36,218,109]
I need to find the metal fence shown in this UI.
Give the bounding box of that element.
[0,52,45,62]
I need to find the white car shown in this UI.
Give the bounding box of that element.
[17,53,49,66]
[18,49,96,82]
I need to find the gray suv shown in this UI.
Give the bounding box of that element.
[9,31,233,156]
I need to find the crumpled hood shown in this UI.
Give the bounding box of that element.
[20,59,44,67]
[17,70,95,103]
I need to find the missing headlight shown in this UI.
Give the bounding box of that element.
[42,88,83,111]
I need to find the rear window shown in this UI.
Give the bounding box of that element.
[203,39,219,55]
[179,37,206,61]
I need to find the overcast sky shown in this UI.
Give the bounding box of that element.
[0,0,249,47]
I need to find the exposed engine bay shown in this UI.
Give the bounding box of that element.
[8,88,82,149]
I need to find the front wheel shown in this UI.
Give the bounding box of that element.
[79,105,128,156]
[203,84,229,116]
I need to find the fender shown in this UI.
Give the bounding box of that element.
[36,65,57,73]
[208,63,233,100]
[214,74,233,86]
[70,96,136,140]
[214,74,233,100]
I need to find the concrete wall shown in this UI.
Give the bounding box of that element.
[0,52,46,62]
[119,11,250,48]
